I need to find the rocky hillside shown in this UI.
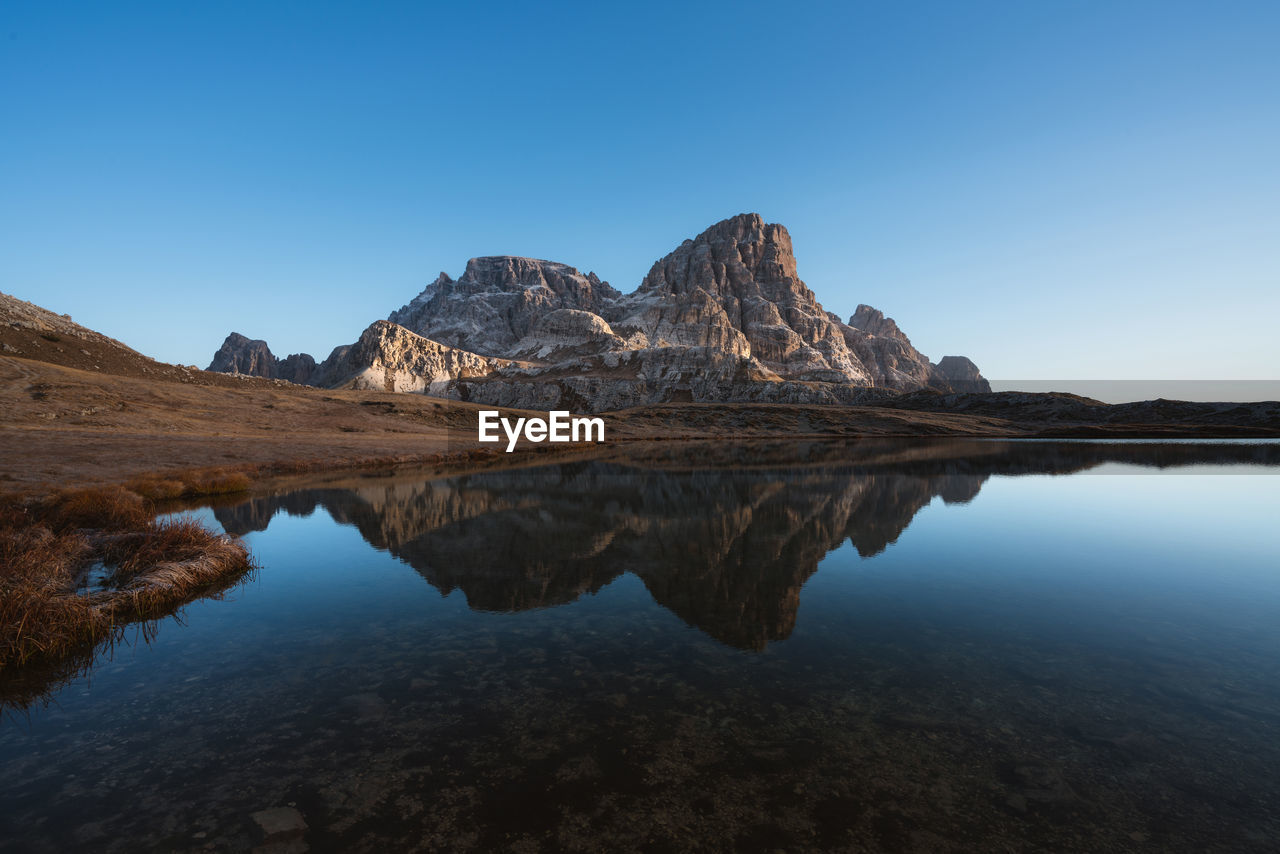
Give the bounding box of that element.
[206,214,991,409]
[1,290,297,390]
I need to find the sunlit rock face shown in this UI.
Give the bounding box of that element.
[388,257,622,358]
[206,214,990,407]
[310,320,506,394]
[608,214,870,383]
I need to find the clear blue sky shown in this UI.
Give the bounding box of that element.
[2,0,1277,380]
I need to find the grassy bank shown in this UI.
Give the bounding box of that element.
[0,485,255,679]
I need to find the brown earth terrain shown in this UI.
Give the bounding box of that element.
[1,291,1277,493]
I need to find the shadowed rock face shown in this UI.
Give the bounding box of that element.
[205,214,990,408]
[206,333,316,385]
[934,355,990,393]
[210,441,1277,651]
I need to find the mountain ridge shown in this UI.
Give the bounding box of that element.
[206,213,990,408]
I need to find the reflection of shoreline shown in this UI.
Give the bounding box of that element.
[213,441,1280,651]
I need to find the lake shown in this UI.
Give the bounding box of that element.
[2,440,1278,852]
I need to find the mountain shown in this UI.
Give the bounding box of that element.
[933,355,989,393]
[606,214,867,383]
[311,320,507,393]
[388,257,621,356]
[206,214,991,409]
[0,290,292,389]
[207,332,316,385]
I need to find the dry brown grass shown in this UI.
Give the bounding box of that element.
[183,470,252,496]
[47,485,151,531]
[1,442,580,694]
[126,477,188,501]
[0,488,254,677]
[125,470,250,502]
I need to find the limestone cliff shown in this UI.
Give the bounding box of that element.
[312,320,508,394]
[388,257,621,357]
[205,214,990,408]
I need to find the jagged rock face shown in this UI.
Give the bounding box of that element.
[845,305,936,390]
[206,333,317,384]
[313,320,505,394]
[388,257,621,357]
[450,350,890,412]
[278,352,317,385]
[207,333,277,377]
[847,304,905,340]
[846,305,995,393]
[204,214,989,406]
[509,309,629,361]
[607,214,872,384]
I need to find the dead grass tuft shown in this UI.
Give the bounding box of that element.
[126,477,188,501]
[103,518,223,584]
[1,488,254,681]
[125,471,251,501]
[184,471,251,496]
[47,486,150,531]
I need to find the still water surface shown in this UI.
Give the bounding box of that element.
[2,440,1278,852]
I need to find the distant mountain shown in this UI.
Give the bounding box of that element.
[206,214,991,409]
[0,290,281,389]
[207,332,315,384]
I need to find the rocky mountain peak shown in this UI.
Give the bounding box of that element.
[848,305,907,342]
[934,355,990,392]
[387,256,620,357]
[205,213,990,405]
[609,213,866,384]
[637,213,799,298]
[206,333,316,384]
[207,332,276,377]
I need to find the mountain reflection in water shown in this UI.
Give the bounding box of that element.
[214,439,1280,651]
[3,439,1278,854]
